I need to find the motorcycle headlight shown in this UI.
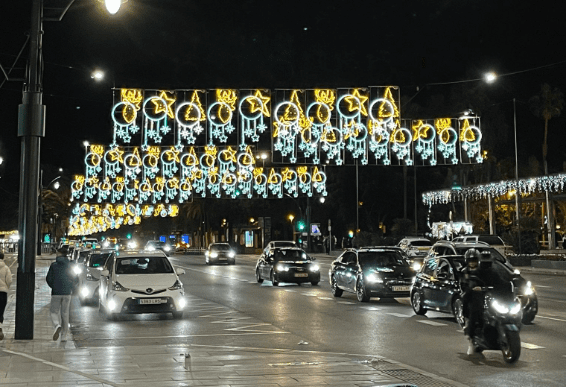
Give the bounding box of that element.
[112,281,129,292]
[491,299,510,314]
[168,279,184,290]
[309,264,320,272]
[276,264,289,272]
[366,273,383,283]
[509,302,522,315]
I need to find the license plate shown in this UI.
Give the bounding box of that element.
[294,273,308,277]
[139,298,166,304]
[392,286,410,292]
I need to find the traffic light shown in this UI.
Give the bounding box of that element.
[296,220,306,231]
[126,233,132,239]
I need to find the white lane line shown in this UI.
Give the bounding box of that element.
[522,342,545,349]
[535,285,551,288]
[0,349,120,387]
[417,320,447,327]
[363,307,380,311]
[338,301,356,304]
[387,313,412,318]
[317,297,334,300]
[537,315,566,322]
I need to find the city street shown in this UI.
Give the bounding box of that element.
[63,252,566,387]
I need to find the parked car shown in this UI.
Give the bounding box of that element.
[329,247,415,302]
[77,249,115,305]
[99,252,186,319]
[144,240,173,256]
[205,242,236,265]
[452,234,511,256]
[397,237,432,270]
[424,240,538,323]
[255,247,320,286]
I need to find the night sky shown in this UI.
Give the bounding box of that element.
[1,0,566,227]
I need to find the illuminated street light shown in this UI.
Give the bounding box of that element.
[91,69,105,81]
[484,71,497,83]
[100,0,127,15]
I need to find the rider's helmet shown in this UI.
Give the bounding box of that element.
[464,248,481,271]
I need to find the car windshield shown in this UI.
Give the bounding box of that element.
[115,256,174,274]
[89,253,112,268]
[454,246,506,264]
[477,236,504,245]
[359,251,408,268]
[273,249,308,262]
[211,244,231,251]
[411,241,431,247]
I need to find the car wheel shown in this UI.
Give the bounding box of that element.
[356,278,370,302]
[256,268,264,283]
[331,276,343,297]
[270,270,279,286]
[172,311,183,319]
[311,281,319,286]
[522,311,536,324]
[452,297,465,327]
[229,259,236,265]
[411,291,427,315]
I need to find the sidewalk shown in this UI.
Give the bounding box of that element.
[2,253,468,387]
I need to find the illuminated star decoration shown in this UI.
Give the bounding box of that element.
[153,90,176,119]
[247,89,271,117]
[344,88,369,117]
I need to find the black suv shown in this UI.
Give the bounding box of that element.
[418,240,537,324]
[329,247,415,302]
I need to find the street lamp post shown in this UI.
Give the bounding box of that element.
[16,0,122,340]
[513,99,522,254]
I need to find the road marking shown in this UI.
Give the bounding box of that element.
[317,297,334,300]
[537,315,566,322]
[210,317,252,324]
[521,342,545,349]
[225,323,288,334]
[418,320,448,327]
[535,285,551,288]
[0,349,120,387]
[363,307,380,311]
[387,313,411,318]
[338,301,355,304]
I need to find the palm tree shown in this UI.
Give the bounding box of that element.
[529,83,564,249]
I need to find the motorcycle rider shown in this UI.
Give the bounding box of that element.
[460,248,506,355]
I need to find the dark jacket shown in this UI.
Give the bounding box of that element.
[46,256,78,295]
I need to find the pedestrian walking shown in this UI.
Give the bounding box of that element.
[46,251,78,341]
[0,252,13,340]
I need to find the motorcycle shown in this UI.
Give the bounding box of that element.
[467,284,522,363]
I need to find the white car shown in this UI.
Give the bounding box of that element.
[99,252,186,319]
[78,249,115,305]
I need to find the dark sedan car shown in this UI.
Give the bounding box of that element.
[205,242,236,265]
[425,241,538,324]
[411,250,538,324]
[329,247,415,302]
[255,247,320,286]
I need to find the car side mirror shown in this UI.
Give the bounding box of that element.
[175,268,185,276]
[100,269,109,277]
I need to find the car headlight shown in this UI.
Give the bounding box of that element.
[178,298,187,310]
[168,280,184,290]
[112,281,129,292]
[210,252,218,258]
[164,246,171,252]
[276,264,289,272]
[128,241,137,249]
[147,246,155,251]
[80,287,89,298]
[412,262,422,271]
[73,265,82,276]
[228,251,235,258]
[366,273,383,283]
[523,281,535,296]
[309,264,320,272]
[107,299,118,312]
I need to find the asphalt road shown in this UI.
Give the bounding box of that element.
[68,253,566,386]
